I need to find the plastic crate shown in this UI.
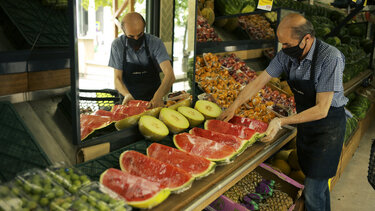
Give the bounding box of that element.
[368,139,375,190]
[75,137,175,181]
[0,0,68,48]
[0,101,51,182]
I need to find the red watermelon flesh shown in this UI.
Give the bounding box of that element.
[173,133,236,162]
[93,110,114,121]
[205,119,256,140]
[229,116,268,133]
[80,114,112,140]
[126,100,149,108]
[190,127,244,151]
[111,105,148,121]
[147,143,215,178]
[100,168,163,202]
[120,150,193,192]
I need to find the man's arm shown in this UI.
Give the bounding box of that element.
[149,60,175,108]
[219,71,273,121]
[114,69,134,104]
[280,91,334,126]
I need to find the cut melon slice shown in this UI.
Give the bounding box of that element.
[177,106,205,127]
[205,119,261,146]
[138,115,169,141]
[119,151,194,193]
[159,108,190,133]
[147,143,216,179]
[194,100,222,119]
[168,98,192,110]
[229,116,268,133]
[115,107,162,131]
[190,127,248,156]
[100,168,170,209]
[173,133,237,164]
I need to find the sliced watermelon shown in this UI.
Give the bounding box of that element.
[93,109,114,120]
[126,100,149,108]
[173,133,237,163]
[229,116,268,133]
[119,150,194,193]
[100,168,170,209]
[111,105,148,121]
[189,127,248,156]
[80,114,112,140]
[147,143,216,179]
[204,119,260,145]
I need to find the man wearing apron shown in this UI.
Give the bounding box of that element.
[220,13,347,211]
[108,12,175,108]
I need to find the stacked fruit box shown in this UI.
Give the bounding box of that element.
[0,164,131,211]
[238,14,275,40]
[197,15,221,42]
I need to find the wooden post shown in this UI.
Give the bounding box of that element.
[113,0,130,37]
[130,0,135,12]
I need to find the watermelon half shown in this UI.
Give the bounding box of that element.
[147,143,216,179]
[229,116,268,133]
[111,105,148,121]
[80,114,112,140]
[126,100,149,108]
[190,127,248,156]
[173,133,237,164]
[100,168,170,209]
[204,119,261,146]
[119,150,194,193]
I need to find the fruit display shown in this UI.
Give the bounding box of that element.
[119,150,194,193]
[174,133,237,163]
[218,53,257,84]
[238,14,275,40]
[0,183,42,211]
[197,15,221,42]
[100,168,169,209]
[347,95,371,119]
[190,127,248,155]
[46,165,91,194]
[166,91,192,110]
[147,143,216,179]
[115,107,162,131]
[138,115,169,141]
[159,108,190,134]
[224,171,263,203]
[13,169,70,209]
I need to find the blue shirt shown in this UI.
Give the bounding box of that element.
[266,39,348,107]
[108,34,171,70]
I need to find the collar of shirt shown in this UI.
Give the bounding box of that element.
[290,38,316,64]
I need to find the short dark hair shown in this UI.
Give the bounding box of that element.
[291,20,315,40]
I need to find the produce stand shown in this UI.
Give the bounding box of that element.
[343,69,373,95]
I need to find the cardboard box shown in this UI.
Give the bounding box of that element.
[207,163,304,211]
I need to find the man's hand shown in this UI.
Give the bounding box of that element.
[262,117,282,143]
[122,94,134,105]
[218,105,236,122]
[148,97,164,108]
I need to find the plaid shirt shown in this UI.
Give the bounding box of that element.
[266,39,348,107]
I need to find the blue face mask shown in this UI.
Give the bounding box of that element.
[282,35,307,59]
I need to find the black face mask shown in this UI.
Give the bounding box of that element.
[127,34,145,50]
[282,36,307,59]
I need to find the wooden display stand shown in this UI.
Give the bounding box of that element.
[329,103,375,190]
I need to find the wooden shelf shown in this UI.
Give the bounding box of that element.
[344,70,373,95]
[153,127,297,211]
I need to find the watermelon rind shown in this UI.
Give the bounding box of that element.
[138,115,169,141]
[99,169,171,209]
[81,115,113,140]
[167,98,192,110]
[119,150,195,193]
[146,145,217,179]
[173,134,236,164]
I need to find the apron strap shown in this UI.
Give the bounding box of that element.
[309,39,321,82]
[121,36,127,70]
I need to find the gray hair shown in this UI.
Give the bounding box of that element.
[291,20,315,40]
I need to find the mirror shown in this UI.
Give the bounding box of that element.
[74,0,187,147]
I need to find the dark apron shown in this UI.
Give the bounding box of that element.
[121,37,161,101]
[287,39,346,178]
